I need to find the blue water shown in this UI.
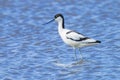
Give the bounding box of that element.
[0,0,120,80]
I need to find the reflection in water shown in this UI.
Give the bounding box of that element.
[54,59,84,68]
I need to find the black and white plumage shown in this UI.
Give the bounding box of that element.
[44,14,101,60]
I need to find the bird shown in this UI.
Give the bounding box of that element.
[43,13,101,60]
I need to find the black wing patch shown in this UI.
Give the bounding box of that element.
[66,31,89,41]
[66,37,89,41]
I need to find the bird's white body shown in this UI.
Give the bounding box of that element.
[58,29,97,48]
[56,16,100,48]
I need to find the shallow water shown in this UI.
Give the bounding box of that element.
[0,0,120,80]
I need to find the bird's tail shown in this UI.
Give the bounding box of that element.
[82,38,101,44]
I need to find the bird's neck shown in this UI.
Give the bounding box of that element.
[58,19,65,34]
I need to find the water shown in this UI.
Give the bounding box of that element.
[0,0,120,80]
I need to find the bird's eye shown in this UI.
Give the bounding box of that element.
[55,15,58,18]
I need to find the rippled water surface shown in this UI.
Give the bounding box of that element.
[0,0,120,80]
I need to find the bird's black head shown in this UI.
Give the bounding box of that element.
[54,14,64,19]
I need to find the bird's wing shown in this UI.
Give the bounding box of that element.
[66,31,89,41]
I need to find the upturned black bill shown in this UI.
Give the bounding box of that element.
[43,19,54,25]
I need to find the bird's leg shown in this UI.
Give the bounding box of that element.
[78,48,83,60]
[73,47,78,61]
